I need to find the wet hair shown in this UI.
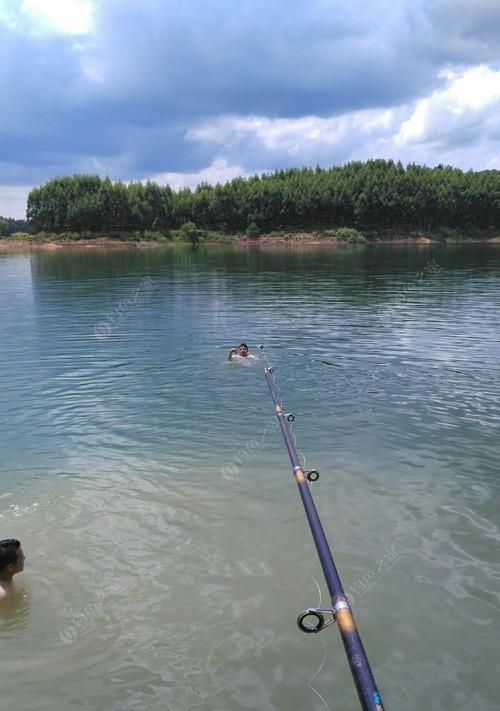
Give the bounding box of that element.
[239,343,248,349]
[0,539,21,572]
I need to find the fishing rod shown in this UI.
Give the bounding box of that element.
[257,345,385,711]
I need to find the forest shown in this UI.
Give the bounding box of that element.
[22,160,500,237]
[0,215,28,236]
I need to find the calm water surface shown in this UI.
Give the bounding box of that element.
[0,244,499,710]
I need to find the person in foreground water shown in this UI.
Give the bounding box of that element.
[228,343,256,361]
[0,539,25,600]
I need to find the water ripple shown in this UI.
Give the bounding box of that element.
[1,245,500,710]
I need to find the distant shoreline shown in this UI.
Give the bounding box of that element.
[1,232,499,252]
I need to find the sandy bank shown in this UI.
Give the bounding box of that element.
[1,233,498,252]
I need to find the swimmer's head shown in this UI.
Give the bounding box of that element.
[238,343,249,357]
[0,539,25,576]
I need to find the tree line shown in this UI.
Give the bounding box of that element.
[0,215,29,236]
[25,160,499,235]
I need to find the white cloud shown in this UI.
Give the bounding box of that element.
[187,66,500,170]
[0,185,32,219]
[1,0,499,197]
[188,109,398,158]
[146,159,251,191]
[1,0,95,35]
[395,65,500,145]
[446,65,500,109]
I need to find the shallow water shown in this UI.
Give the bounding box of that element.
[1,244,499,710]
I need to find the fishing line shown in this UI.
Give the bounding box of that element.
[290,401,330,710]
[263,352,329,708]
[307,575,330,711]
[257,345,385,711]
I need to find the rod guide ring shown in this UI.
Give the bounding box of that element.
[297,608,336,633]
[306,469,320,482]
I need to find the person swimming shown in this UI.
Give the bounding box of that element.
[0,539,25,600]
[228,343,256,361]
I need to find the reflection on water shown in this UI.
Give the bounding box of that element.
[0,244,499,710]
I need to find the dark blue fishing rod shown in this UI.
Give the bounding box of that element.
[258,346,385,711]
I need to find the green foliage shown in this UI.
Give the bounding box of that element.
[24,162,500,236]
[200,230,233,243]
[246,221,261,238]
[323,227,367,243]
[56,231,87,241]
[143,230,168,241]
[178,221,203,243]
[445,235,474,243]
[433,226,473,242]
[0,217,30,236]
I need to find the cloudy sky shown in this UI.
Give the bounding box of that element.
[0,0,499,217]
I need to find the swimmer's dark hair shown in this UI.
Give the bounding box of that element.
[239,343,248,349]
[0,539,20,572]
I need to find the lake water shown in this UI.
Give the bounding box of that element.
[0,243,499,711]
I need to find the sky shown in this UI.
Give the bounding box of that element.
[0,0,499,218]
